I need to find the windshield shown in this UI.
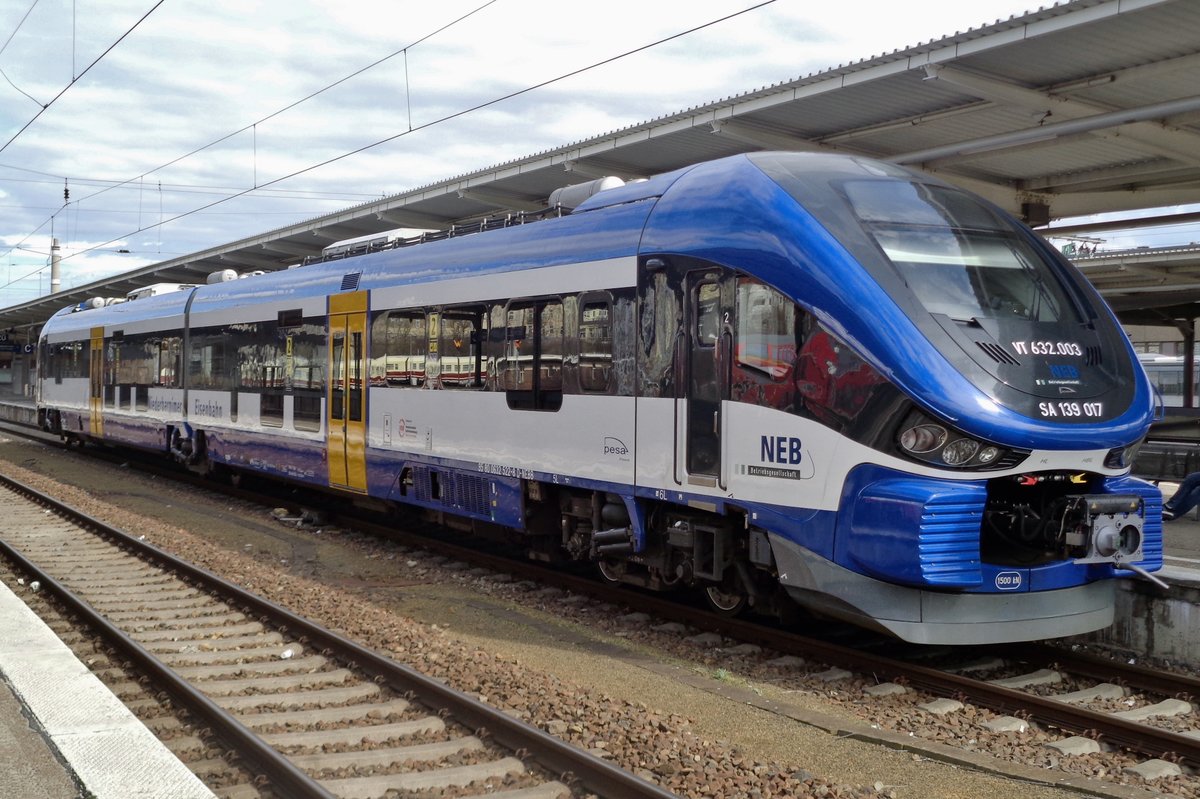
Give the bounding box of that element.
[845,181,1081,324]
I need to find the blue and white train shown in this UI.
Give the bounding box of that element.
[36,152,1162,644]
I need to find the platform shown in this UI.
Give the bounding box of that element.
[0,570,215,798]
[0,394,36,426]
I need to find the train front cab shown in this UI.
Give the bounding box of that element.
[632,253,1156,645]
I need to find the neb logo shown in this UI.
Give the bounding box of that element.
[761,435,802,465]
[1048,364,1079,380]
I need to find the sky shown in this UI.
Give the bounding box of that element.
[0,0,1177,310]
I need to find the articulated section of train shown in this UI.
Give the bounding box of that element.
[37,152,1161,644]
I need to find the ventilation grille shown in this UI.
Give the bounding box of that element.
[412,467,490,517]
[414,468,434,503]
[917,494,985,586]
[976,341,1020,365]
[1085,345,1103,366]
[340,272,362,292]
[445,473,491,517]
[992,449,1031,470]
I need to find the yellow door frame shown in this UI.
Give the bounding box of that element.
[327,291,369,492]
[89,327,104,438]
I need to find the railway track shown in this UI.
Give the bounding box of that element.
[271,478,1200,785]
[538,561,1200,778]
[0,472,676,799]
[865,644,1200,772]
[312,487,1200,774]
[334,509,1200,783]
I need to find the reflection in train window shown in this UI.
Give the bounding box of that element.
[502,299,563,411]
[440,307,485,389]
[371,311,427,387]
[695,282,721,346]
[579,301,612,393]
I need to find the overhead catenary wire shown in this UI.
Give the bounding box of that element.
[0,0,501,265]
[58,0,778,265]
[0,0,166,155]
[0,167,391,201]
[3,0,777,278]
[65,0,500,211]
[0,0,40,59]
[0,0,45,106]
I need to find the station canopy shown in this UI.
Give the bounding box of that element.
[3,0,1200,331]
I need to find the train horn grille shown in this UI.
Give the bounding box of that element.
[976,341,1020,365]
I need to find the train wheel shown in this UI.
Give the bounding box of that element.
[597,559,624,584]
[704,584,748,617]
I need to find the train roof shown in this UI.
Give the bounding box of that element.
[42,152,910,335]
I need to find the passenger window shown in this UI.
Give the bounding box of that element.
[502,306,534,392]
[286,324,325,431]
[261,392,284,427]
[293,394,322,431]
[794,319,890,431]
[393,311,427,386]
[502,300,563,411]
[373,311,427,387]
[158,338,181,387]
[440,311,484,388]
[189,333,231,390]
[540,302,563,392]
[51,341,87,384]
[425,312,441,383]
[113,333,160,411]
[369,314,389,387]
[579,301,612,393]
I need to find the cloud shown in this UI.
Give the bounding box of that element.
[2,0,1042,307]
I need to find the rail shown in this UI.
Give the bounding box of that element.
[0,471,678,799]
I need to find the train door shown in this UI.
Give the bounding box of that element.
[682,269,730,487]
[89,326,104,438]
[327,291,368,492]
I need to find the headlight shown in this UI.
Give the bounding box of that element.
[897,409,1027,471]
[941,438,980,466]
[899,424,946,453]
